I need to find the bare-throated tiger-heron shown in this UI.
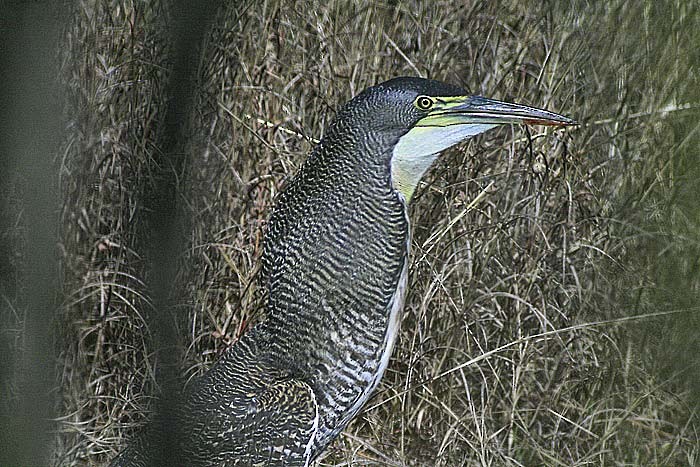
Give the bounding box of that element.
[110,77,575,466]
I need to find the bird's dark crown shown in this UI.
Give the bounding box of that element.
[331,77,468,134]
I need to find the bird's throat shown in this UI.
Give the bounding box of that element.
[390,123,497,202]
[391,149,439,203]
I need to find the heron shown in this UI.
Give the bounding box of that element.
[111,76,575,466]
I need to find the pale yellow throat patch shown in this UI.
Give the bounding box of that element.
[390,123,496,202]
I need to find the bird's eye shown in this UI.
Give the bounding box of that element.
[415,96,434,110]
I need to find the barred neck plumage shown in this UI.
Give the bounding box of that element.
[258,118,410,453]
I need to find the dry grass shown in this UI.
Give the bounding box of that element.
[33,0,700,465]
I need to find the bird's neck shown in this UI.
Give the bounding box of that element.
[257,137,411,446]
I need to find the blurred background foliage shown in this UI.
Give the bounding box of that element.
[1,0,698,465]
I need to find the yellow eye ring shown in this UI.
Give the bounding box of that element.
[415,96,433,110]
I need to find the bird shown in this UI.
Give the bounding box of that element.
[110,77,575,467]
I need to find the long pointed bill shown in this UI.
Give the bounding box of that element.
[392,94,575,203]
[417,95,577,128]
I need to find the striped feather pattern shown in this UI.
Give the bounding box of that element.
[259,125,410,455]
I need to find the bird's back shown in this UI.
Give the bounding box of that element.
[110,328,319,466]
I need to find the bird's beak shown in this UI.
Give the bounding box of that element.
[418,95,577,128]
[393,94,576,203]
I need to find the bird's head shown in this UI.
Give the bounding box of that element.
[334,77,576,202]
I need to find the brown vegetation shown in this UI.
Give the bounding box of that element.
[43,1,700,465]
